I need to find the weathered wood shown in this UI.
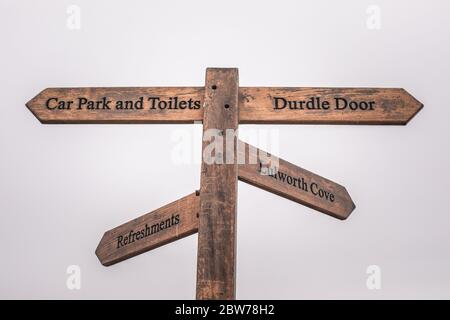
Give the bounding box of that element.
[26,86,423,125]
[196,68,239,300]
[26,87,203,124]
[237,142,355,220]
[239,87,423,124]
[94,142,355,266]
[26,68,423,300]
[95,192,199,266]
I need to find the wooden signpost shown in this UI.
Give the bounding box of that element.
[26,68,423,299]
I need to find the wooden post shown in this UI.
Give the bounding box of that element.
[196,68,239,300]
[26,68,424,299]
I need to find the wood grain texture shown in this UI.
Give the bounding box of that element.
[94,141,355,266]
[94,142,354,266]
[26,87,203,124]
[95,192,199,266]
[196,68,239,300]
[237,142,355,220]
[26,86,423,125]
[239,87,423,124]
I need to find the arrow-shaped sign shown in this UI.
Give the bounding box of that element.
[28,67,423,300]
[238,142,354,220]
[27,87,422,124]
[239,87,422,125]
[96,192,199,266]
[26,87,204,124]
[96,142,354,266]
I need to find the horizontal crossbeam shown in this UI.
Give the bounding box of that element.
[26,87,422,125]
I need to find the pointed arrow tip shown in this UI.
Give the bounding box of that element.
[25,100,43,124]
[95,232,112,267]
[348,198,356,219]
[401,89,424,125]
[338,187,356,221]
[26,89,48,124]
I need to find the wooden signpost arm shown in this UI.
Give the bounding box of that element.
[238,142,355,220]
[26,87,204,124]
[26,68,423,299]
[196,68,239,300]
[239,87,423,125]
[94,142,354,267]
[95,192,199,266]
[26,87,422,125]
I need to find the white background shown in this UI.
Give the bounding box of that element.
[1,0,449,299]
